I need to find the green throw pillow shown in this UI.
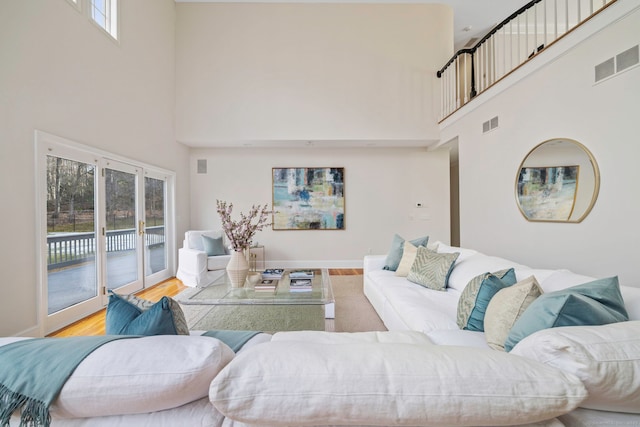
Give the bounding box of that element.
[505,276,629,352]
[383,234,429,271]
[406,246,459,291]
[202,235,226,256]
[456,268,516,332]
[106,292,183,336]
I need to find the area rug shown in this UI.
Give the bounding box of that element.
[331,275,387,332]
[178,275,387,333]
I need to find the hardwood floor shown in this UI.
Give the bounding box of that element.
[47,269,363,337]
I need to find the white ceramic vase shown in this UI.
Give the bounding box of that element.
[227,249,249,288]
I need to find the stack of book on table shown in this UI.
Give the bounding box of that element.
[261,268,284,279]
[254,278,278,292]
[289,278,313,292]
[289,270,315,279]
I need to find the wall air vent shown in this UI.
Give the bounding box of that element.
[464,38,478,49]
[595,45,639,83]
[197,159,207,174]
[595,58,615,82]
[482,116,499,134]
[617,45,639,73]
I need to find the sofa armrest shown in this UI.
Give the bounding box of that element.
[364,255,386,275]
[176,247,209,287]
[179,247,208,270]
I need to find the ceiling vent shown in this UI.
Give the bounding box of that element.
[595,45,639,83]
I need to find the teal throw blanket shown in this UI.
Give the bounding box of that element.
[202,330,260,352]
[0,335,136,427]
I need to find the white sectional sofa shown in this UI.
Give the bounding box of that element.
[364,241,640,425]
[3,242,640,426]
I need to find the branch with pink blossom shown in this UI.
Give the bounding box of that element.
[216,200,272,252]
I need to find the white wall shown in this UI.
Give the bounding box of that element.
[0,0,190,336]
[175,3,452,145]
[440,7,640,286]
[189,147,451,266]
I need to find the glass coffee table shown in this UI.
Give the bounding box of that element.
[175,268,334,332]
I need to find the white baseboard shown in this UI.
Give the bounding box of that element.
[15,325,41,337]
[264,259,363,269]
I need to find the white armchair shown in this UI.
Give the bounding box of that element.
[176,230,232,287]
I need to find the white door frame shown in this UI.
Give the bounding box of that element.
[35,130,176,335]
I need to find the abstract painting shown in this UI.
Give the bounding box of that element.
[272,167,345,230]
[517,165,579,221]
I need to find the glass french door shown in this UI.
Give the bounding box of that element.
[45,154,100,319]
[144,172,169,284]
[38,132,175,335]
[103,160,144,296]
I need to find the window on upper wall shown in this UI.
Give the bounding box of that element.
[90,0,118,40]
[64,0,119,41]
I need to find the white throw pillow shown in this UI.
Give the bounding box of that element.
[484,276,543,351]
[210,342,587,426]
[511,321,640,413]
[395,241,420,277]
[51,335,234,418]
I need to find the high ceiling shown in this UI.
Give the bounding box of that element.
[175,0,529,51]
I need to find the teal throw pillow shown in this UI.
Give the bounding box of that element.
[383,234,429,271]
[505,276,629,352]
[202,235,226,256]
[457,268,517,332]
[406,246,459,291]
[118,293,189,335]
[106,292,181,336]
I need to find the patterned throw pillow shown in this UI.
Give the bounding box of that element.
[383,234,429,271]
[107,292,189,336]
[484,276,543,351]
[456,268,516,331]
[406,247,459,291]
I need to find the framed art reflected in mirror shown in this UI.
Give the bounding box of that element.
[516,139,600,223]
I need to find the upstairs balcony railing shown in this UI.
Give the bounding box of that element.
[437,0,617,121]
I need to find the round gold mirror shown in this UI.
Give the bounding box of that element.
[515,138,600,223]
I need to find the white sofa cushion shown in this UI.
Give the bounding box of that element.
[210,341,587,426]
[271,330,432,345]
[537,269,595,293]
[426,329,489,348]
[435,242,478,262]
[445,252,529,292]
[368,270,460,333]
[50,335,234,418]
[621,285,640,321]
[207,255,231,271]
[511,321,640,413]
